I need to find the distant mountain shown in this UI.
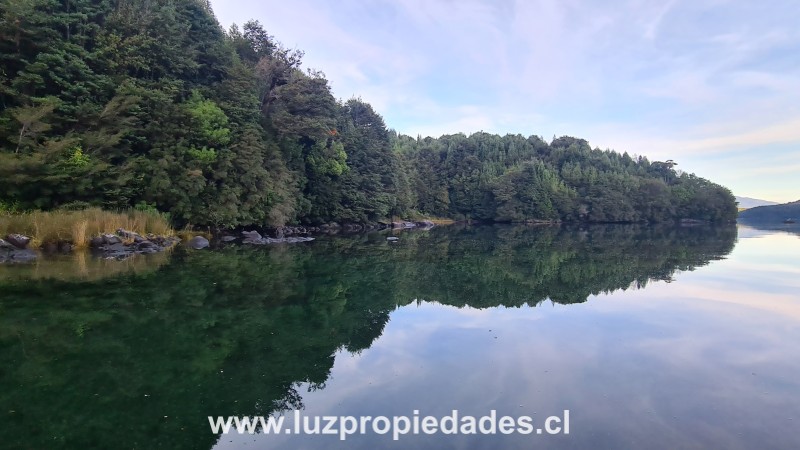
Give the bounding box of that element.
[735,196,778,209]
[738,200,800,223]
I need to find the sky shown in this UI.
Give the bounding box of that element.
[209,0,800,202]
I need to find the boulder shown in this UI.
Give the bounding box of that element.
[0,239,16,250]
[88,234,176,259]
[5,234,31,249]
[188,236,210,250]
[387,236,400,241]
[102,234,122,245]
[116,228,142,241]
[242,230,262,239]
[148,236,178,247]
[242,230,266,244]
[107,243,127,252]
[221,235,237,242]
[137,240,158,249]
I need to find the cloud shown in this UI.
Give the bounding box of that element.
[643,0,679,40]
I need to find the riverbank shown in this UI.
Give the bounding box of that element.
[0,209,454,264]
[0,208,173,248]
[0,208,177,263]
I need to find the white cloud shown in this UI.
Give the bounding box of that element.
[642,0,679,40]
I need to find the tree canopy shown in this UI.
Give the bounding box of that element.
[0,0,737,226]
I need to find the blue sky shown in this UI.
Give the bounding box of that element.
[209,0,800,202]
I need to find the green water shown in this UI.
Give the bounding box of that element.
[2,224,799,449]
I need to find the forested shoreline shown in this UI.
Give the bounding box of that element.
[0,0,737,228]
[738,200,800,224]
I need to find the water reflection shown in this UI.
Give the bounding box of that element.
[0,224,761,449]
[0,250,171,282]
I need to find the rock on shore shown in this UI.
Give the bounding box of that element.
[188,236,210,250]
[0,235,37,263]
[91,229,180,260]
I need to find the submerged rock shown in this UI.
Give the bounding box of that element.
[241,230,265,244]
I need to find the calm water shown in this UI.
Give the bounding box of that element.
[1,224,799,449]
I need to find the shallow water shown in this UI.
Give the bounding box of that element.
[2,224,798,449]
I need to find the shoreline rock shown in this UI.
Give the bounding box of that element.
[1,237,37,263]
[188,236,210,250]
[91,231,180,260]
[1,219,440,264]
[5,234,31,249]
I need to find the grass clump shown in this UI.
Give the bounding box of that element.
[0,208,173,248]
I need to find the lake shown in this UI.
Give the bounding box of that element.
[1,224,799,449]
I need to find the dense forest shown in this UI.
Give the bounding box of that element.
[0,0,737,227]
[738,200,800,224]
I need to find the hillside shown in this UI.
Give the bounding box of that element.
[735,196,778,209]
[739,201,800,224]
[0,0,737,226]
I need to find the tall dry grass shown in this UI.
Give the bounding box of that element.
[0,208,173,248]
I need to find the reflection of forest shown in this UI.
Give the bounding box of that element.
[0,224,736,449]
